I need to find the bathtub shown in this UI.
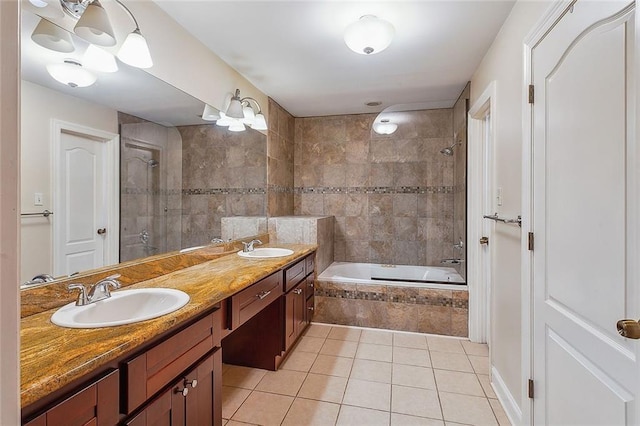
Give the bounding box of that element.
[318,262,466,289]
[314,262,468,337]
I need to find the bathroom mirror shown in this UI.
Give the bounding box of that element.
[19,8,267,286]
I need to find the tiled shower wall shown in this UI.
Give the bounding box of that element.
[119,113,183,262]
[267,99,295,216]
[293,110,455,266]
[178,125,267,247]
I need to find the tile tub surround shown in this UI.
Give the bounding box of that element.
[222,324,509,425]
[267,98,296,217]
[313,280,468,337]
[294,109,457,267]
[268,215,335,274]
[221,216,268,241]
[20,243,316,408]
[178,123,267,247]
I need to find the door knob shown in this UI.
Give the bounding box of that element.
[479,236,489,245]
[97,228,106,235]
[617,319,640,339]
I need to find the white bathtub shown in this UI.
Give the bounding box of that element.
[318,262,466,290]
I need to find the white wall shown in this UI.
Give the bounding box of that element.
[20,80,118,283]
[470,0,551,420]
[0,0,21,422]
[126,1,268,119]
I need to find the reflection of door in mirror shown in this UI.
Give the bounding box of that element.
[20,81,120,285]
[119,115,183,262]
[53,122,119,277]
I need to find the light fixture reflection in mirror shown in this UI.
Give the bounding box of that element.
[46,59,96,88]
[83,44,118,73]
[73,0,116,47]
[31,18,75,53]
[216,89,267,132]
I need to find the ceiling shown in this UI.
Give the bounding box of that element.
[155,1,515,117]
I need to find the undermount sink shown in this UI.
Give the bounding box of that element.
[51,288,190,328]
[237,248,294,258]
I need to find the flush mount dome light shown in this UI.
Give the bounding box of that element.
[344,15,395,55]
[46,59,96,88]
[373,119,398,135]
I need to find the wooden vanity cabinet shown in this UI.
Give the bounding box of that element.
[283,253,316,351]
[123,350,221,426]
[23,369,119,426]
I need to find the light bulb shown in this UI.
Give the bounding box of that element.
[83,44,118,73]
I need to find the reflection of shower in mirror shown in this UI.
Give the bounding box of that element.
[131,156,159,168]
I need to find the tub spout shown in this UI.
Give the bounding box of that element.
[441,258,465,265]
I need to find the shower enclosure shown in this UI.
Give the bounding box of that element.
[119,117,183,262]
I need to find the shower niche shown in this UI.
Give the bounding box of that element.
[119,116,183,262]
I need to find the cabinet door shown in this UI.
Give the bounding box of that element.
[285,283,306,350]
[24,369,118,426]
[185,351,215,426]
[123,388,181,426]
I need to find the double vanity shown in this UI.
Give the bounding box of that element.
[20,241,317,425]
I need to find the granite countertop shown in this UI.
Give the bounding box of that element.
[20,243,316,408]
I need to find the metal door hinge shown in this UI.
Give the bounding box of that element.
[528,85,535,104]
[528,232,534,251]
[528,379,534,399]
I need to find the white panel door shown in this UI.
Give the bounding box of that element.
[56,131,107,275]
[532,1,640,424]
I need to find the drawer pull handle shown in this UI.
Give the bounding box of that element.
[175,386,189,397]
[185,378,198,388]
[293,288,303,295]
[307,306,314,311]
[257,290,272,300]
[308,283,314,288]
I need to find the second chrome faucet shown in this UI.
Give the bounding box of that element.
[68,274,122,306]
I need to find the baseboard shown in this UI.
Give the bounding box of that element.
[491,366,522,425]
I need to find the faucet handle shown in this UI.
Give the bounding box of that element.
[68,283,88,306]
[104,273,121,281]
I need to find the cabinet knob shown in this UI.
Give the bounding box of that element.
[293,288,303,295]
[308,282,314,288]
[307,306,314,311]
[185,378,198,388]
[175,386,189,397]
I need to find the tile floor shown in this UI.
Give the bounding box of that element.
[222,323,510,426]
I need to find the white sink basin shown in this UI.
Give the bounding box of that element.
[51,288,190,328]
[237,248,294,258]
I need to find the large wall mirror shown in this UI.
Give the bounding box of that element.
[20,7,267,286]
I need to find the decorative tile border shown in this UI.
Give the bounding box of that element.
[315,280,468,309]
[267,184,294,194]
[122,188,182,196]
[182,188,266,195]
[295,186,453,195]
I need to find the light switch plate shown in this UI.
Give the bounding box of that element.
[34,192,43,206]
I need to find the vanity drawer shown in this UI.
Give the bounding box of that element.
[123,312,216,415]
[305,254,315,277]
[284,259,305,293]
[231,272,282,329]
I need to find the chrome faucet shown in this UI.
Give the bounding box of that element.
[22,273,56,287]
[211,237,225,244]
[68,274,121,306]
[453,239,464,250]
[241,239,263,252]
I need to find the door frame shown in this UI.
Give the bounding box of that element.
[468,81,496,345]
[52,120,120,275]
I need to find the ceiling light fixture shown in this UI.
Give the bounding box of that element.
[46,59,96,88]
[73,0,116,46]
[28,0,64,18]
[216,89,267,132]
[373,119,398,135]
[83,44,118,73]
[344,15,395,55]
[31,18,75,53]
